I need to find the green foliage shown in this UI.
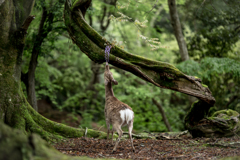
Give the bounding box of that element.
[184,0,240,58]
[177,57,240,112]
[79,111,93,128]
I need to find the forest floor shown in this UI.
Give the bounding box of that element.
[38,100,240,159]
[53,136,240,159]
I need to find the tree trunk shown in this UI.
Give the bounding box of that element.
[0,0,108,141]
[63,0,215,105]
[168,0,189,61]
[0,0,35,125]
[26,6,48,111]
[24,6,54,111]
[152,98,172,132]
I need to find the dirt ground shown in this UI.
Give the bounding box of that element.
[38,101,240,159]
[54,136,240,159]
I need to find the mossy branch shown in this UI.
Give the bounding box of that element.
[10,93,111,142]
[64,0,215,105]
[25,101,110,141]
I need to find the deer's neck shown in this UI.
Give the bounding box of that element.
[105,82,114,98]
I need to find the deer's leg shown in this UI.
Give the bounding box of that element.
[128,120,135,151]
[112,124,123,152]
[111,127,115,145]
[106,119,110,140]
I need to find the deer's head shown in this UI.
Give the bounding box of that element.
[104,65,118,86]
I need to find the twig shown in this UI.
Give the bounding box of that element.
[85,127,88,137]
[97,125,105,131]
[195,0,207,15]
[210,0,216,11]
[145,0,159,17]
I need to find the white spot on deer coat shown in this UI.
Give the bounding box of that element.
[120,109,134,125]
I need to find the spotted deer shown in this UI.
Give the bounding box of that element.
[104,65,135,152]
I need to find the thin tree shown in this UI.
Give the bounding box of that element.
[152,98,172,132]
[168,0,189,61]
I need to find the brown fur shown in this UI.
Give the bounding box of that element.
[104,65,135,152]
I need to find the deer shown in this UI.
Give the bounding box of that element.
[104,64,135,152]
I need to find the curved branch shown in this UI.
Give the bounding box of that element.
[63,0,215,105]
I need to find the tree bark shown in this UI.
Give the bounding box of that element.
[168,0,189,61]
[63,0,215,105]
[0,0,35,124]
[152,98,172,132]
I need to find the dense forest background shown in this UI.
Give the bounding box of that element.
[21,0,240,133]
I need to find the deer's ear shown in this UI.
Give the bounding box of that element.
[104,79,108,85]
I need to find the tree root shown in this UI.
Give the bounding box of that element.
[12,98,110,142]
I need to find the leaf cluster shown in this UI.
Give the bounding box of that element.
[184,0,240,59]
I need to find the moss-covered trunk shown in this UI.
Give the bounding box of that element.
[0,0,110,143]
[0,0,34,126]
[0,32,108,141]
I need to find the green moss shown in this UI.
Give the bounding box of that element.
[0,122,110,160]
[188,108,240,138]
[207,109,239,131]
[27,102,111,141]
[0,122,34,160]
[202,84,208,88]
[211,109,239,118]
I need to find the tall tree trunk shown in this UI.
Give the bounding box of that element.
[168,0,189,61]
[0,0,35,125]
[168,0,197,107]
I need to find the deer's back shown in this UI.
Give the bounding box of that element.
[105,96,133,124]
